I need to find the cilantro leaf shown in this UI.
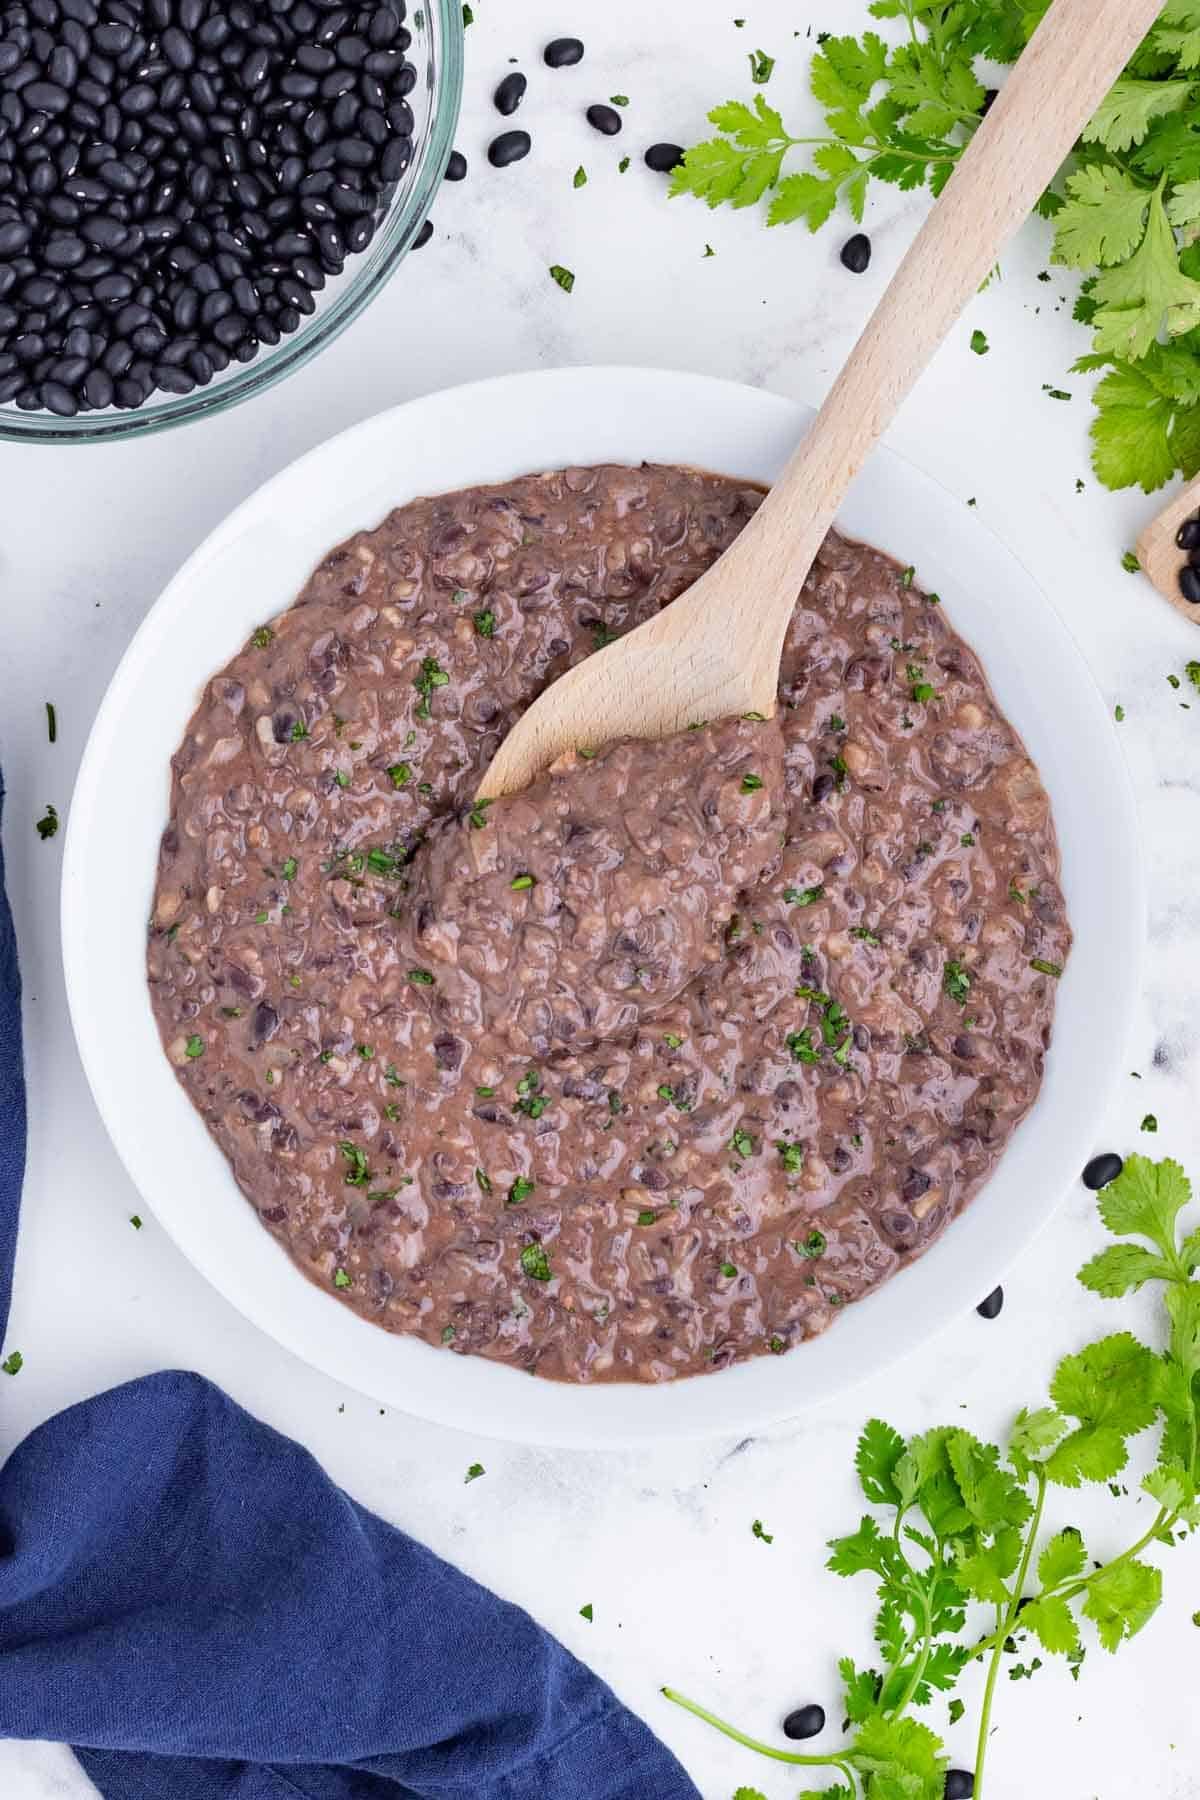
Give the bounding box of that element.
[1088,355,1200,491]
[1089,190,1200,360]
[1077,1242,1168,1297]
[1022,1594,1082,1656]
[1046,1332,1160,1486]
[1097,1153,1191,1254]
[838,1655,883,1725]
[1037,1528,1088,1588]
[1082,78,1194,154]
[1082,1556,1163,1650]
[1051,164,1151,269]
[856,1418,907,1505]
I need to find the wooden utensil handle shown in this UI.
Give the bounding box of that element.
[732,0,1164,638]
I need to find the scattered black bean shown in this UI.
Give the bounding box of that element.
[492,70,526,115]
[412,216,432,249]
[1180,564,1200,604]
[975,1285,1003,1320]
[444,149,466,181]
[1175,516,1200,550]
[644,141,684,172]
[841,232,872,273]
[488,129,531,168]
[782,1705,825,1740]
[1082,1151,1123,1190]
[543,36,583,68]
[0,0,420,417]
[586,102,621,135]
[944,1772,975,1800]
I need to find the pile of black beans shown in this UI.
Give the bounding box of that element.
[0,0,419,417]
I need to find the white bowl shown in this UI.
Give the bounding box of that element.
[62,367,1141,1447]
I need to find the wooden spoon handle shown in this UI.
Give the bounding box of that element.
[724,0,1163,652]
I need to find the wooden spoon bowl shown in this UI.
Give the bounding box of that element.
[479,0,1162,801]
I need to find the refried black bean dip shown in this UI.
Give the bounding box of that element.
[148,463,1070,1383]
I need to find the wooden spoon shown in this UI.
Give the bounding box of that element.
[479,0,1161,800]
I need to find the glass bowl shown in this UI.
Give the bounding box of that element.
[0,0,462,445]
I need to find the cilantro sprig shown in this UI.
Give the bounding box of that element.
[672,4,1200,493]
[666,1154,1200,1799]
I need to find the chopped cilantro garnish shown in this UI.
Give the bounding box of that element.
[637,1208,658,1226]
[787,1028,819,1064]
[465,1461,485,1482]
[510,872,535,890]
[36,804,58,841]
[407,968,435,986]
[663,1032,684,1049]
[970,329,989,355]
[251,626,274,648]
[1141,1113,1158,1133]
[784,884,824,907]
[729,1126,755,1159]
[339,1142,370,1187]
[385,1064,404,1086]
[1,1350,23,1376]
[610,93,629,105]
[776,1140,804,1173]
[740,772,764,792]
[748,47,774,83]
[573,165,587,188]
[752,1517,774,1541]
[721,1261,738,1278]
[960,833,975,847]
[1030,957,1063,978]
[414,656,449,719]
[388,762,412,787]
[333,769,350,788]
[475,1167,492,1193]
[519,1241,552,1280]
[944,960,972,1005]
[184,1034,205,1059]
[333,1267,352,1289]
[441,1324,456,1344]
[130,1214,142,1229]
[508,1176,535,1205]
[468,797,493,829]
[580,1602,594,1621]
[474,609,496,638]
[796,1230,826,1259]
[548,263,575,293]
[290,719,309,741]
[850,926,880,945]
[281,857,297,880]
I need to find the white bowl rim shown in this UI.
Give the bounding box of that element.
[61,365,1143,1448]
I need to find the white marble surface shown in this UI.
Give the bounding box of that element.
[2,3,1200,1796]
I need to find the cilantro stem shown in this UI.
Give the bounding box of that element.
[1053,1507,1175,1608]
[974,1467,1047,1800]
[660,1688,859,1788]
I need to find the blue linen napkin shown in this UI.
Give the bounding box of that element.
[0,779,701,1800]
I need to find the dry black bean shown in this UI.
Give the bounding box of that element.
[975,1285,1003,1319]
[585,102,621,135]
[412,214,431,248]
[1179,565,1200,604]
[840,232,871,273]
[493,70,525,115]
[444,148,466,181]
[488,128,530,169]
[544,36,583,67]
[644,142,684,172]
[1175,516,1200,551]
